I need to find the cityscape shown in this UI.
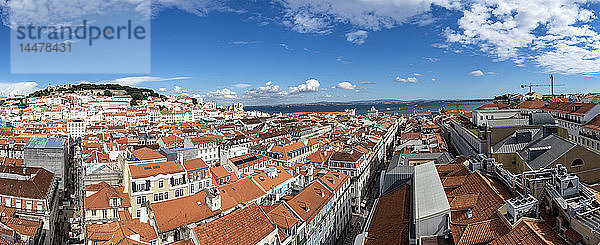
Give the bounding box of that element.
[0,85,594,245]
[2,0,600,245]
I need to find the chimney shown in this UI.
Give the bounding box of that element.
[205,187,221,211]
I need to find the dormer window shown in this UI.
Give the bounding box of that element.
[110,198,120,207]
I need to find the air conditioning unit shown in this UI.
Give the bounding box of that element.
[554,173,579,198]
[506,195,538,224]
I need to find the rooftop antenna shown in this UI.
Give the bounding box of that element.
[550,74,554,98]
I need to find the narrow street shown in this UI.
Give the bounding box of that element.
[336,132,400,245]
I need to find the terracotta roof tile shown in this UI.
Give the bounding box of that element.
[193,204,276,245]
[129,161,184,179]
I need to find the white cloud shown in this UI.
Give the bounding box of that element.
[283,11,332,34]
[0,0,227,28]
[232,83,251,89]
[345,30,368,45]
[395,77,418,83]
[174,86,183,93]
[280,43,291,50]
[334,81,356,90]
[424,57,440,62]
[0,82,40,97]
[206,88,238,99]
[231,40,259,45]
[445,0,600,74]
[359,81,375,84]
[413,73,423,76]
[323,94,333,98]
[469,70,484,77]
[158,88,167,92]
[109,76,191,86]
[289,79,320,93]
[245,81,288,99]
[336,56,351,64]
[277,0,460,34]
[431,78,436,82]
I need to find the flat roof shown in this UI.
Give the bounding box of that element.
[24,138,65,149]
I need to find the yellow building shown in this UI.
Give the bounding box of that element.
[123,161,189,219]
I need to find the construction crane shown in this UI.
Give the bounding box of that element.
[521,75,565,95]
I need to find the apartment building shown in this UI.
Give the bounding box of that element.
[123,161,189,219]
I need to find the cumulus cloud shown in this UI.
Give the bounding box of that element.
[283,11,332,34]
[7,0,599,75]
[158,88,167,92]
[0,82,40,97]
[277,0,460,34]
[469,70,484,77]
[232,83,251,88]
[334,81,356,90]
[109,76,191,86]
[206,88,238,99]
[245,81,288,99]
[445,0,600,74]
[174,86,183,93]
[289,79,320,93]
[395,77,418,83]
[345,30,368,45]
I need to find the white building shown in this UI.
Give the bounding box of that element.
[413,162,450,241]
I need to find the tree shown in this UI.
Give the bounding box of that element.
[103,90,113,97]
[130,100,138,106]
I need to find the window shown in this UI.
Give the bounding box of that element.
[26,201,32,210]
[154,194,158,202]
[5,198,10,207]
[92,210,97,216]
[137,196,142,205]
[164,192,169,199]
[136,209,141,217]
[159,180,164,188]
[15,199,21,209]
[572,159,584,167]
[36,202,43,211]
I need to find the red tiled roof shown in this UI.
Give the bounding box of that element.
[218,178,266,208]
[183,158,208,170]
[87,218,157,244]
[489,220,567,245]
[151,191,219,232]
[365,185,410,245]
[84,182,130,210]
[286,181,333,223]
[129,161,184,179]
[131,147,165,161]
[193,204,276,245]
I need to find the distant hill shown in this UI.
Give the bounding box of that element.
[28,83,161,100]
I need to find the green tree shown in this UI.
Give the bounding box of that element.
[104,90,113,96]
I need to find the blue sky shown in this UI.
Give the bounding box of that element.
[1,0,600,105]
